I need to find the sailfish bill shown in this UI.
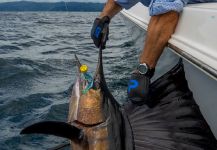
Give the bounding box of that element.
[20,47,217,150]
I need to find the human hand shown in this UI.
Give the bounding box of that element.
[127,70,151,105]
[91,16,110,49]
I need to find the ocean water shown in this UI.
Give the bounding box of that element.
[0,12,141,149]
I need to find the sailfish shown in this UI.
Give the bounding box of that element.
[21,51,217,149]
[21,30,217,149]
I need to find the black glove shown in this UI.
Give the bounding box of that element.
[127,70,151,105]
[91,16,110,49]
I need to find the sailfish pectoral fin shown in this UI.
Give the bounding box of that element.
[20,121,83,141]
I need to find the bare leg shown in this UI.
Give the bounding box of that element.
[139,11,179,68]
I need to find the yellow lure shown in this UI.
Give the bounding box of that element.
[80,64,88,73]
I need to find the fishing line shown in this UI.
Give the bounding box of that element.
[64,0,94,94]
[64,1,69,11]
[64,0,80,57]
[63,0,80,68]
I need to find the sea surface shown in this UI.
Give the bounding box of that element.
[0,12,142,149]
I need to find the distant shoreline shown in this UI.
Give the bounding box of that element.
[0,1,104,12]
[0,11,102,12]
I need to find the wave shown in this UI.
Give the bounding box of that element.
[35,20,53,24]
[0,12,133,150]
[0,45,22,54]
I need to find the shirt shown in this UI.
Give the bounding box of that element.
[115,0,188,16]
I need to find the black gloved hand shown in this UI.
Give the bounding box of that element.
[127,70,151,105]
[91,16,110,49]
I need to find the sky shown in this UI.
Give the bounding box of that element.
[0,0,106,3]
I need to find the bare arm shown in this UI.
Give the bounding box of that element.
[140,11,179,68]
[100,0,123,18]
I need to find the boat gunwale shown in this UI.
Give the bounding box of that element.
[168,43,217,80]
[120,8,217,81]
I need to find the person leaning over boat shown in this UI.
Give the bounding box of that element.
[90,0,216,105]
